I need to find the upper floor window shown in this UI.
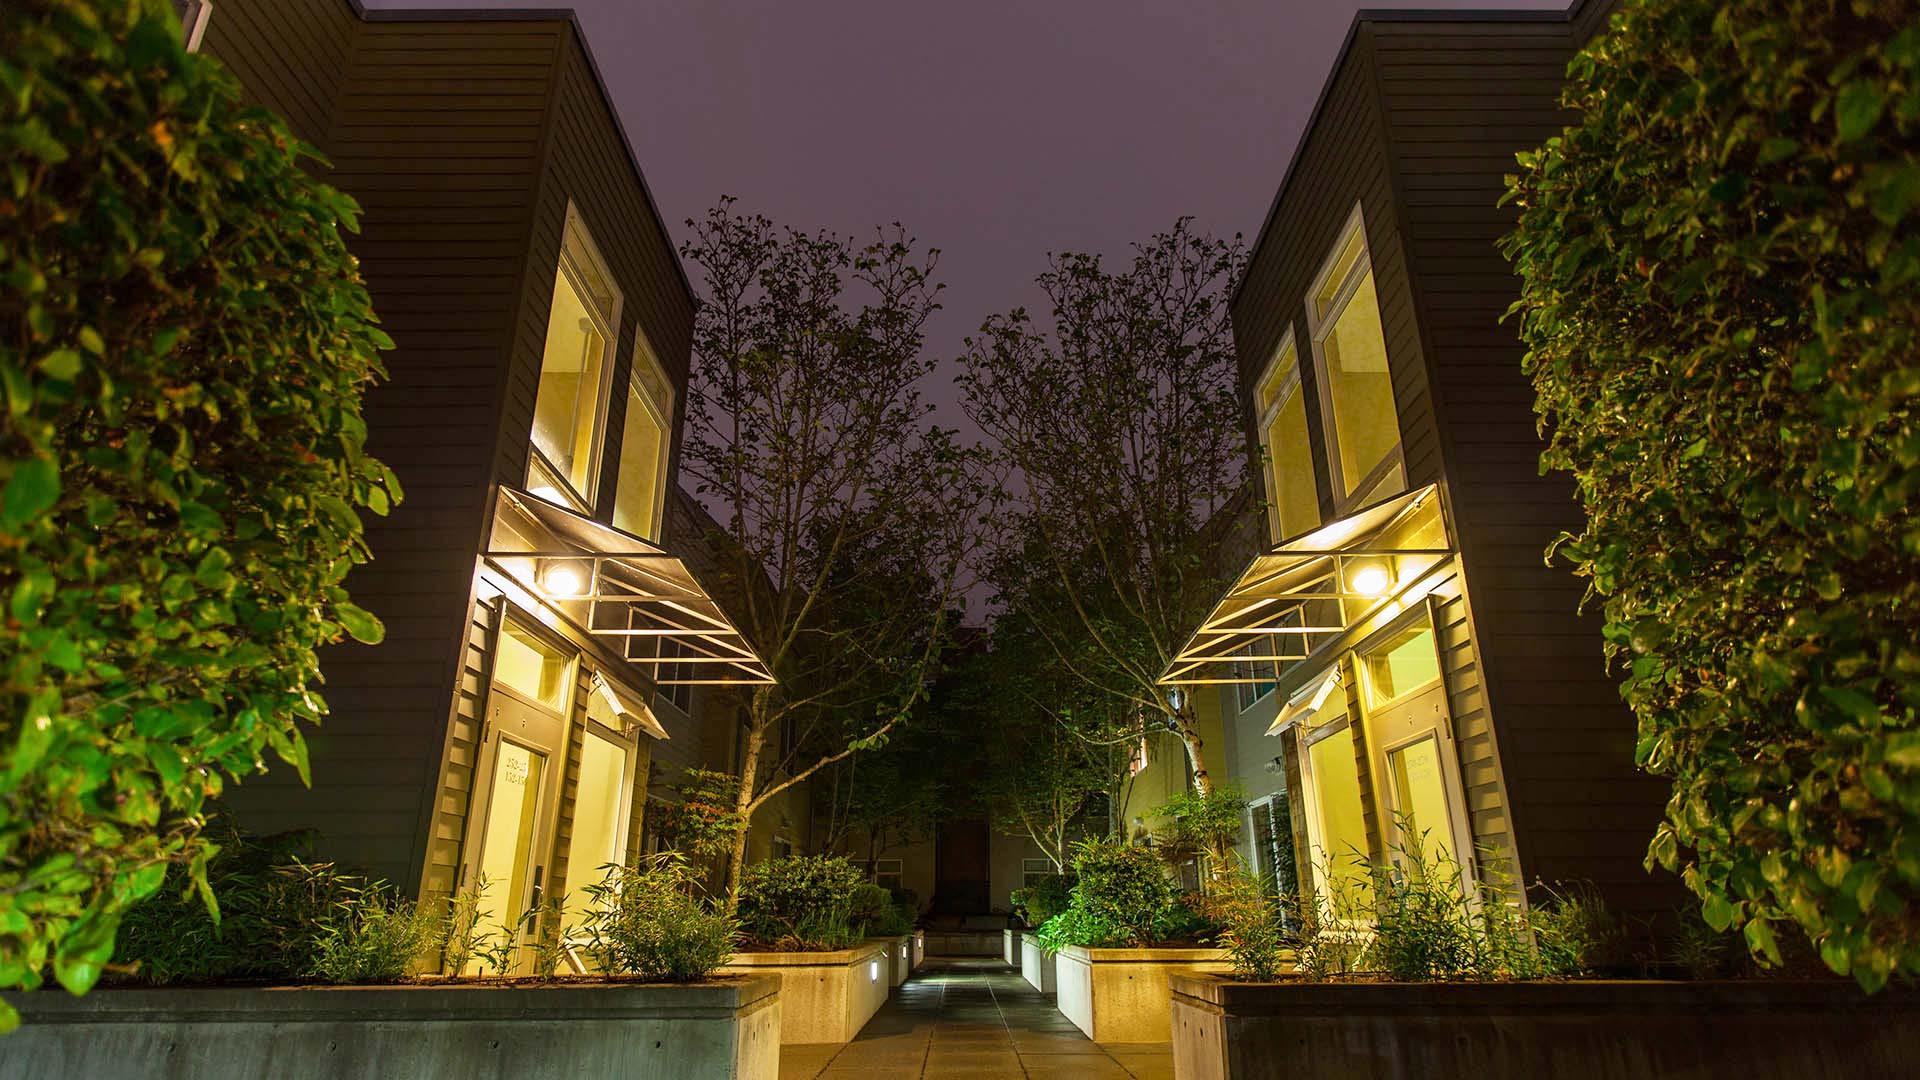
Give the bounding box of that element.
[612,335,672,542]
[1234,641,1278,713]
[529,208,620,514]
[1306,206,1404,508]
[1254,331,1320,543]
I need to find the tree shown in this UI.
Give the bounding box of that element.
[961,220,1250,803]
[678,200,986,903]
[1502,0,1920,990]
[978,614,1126,872]
[0,0,396,1023]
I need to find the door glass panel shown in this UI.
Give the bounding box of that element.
[474,741,546,966]
[560,730,629,936]
[1362,623,1442,708]
[1307,725,1369,904]
[494,623,573,711]
[1388,735,1454,872]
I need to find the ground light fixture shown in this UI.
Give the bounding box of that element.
[539,559,589,598]
[869,960,881,982]
[1347,558,1394,598]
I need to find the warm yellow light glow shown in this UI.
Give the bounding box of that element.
[542,563,586,597]
[1348,562,1392,597]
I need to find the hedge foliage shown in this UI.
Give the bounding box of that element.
[0,0,396,1023]
[1503,0,1920,990]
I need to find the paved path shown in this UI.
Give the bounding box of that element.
[779,958,1173,1079]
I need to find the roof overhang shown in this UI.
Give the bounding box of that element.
[1159,484,1453,688]
[481,486,774,687]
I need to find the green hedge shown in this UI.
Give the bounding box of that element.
[0,0,396,1023]
[1503,0,1920,990]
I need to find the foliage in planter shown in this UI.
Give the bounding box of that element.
[0,0,397,1024]
[1035,838,1187,951]
[1151,784,1248,868]
[847,882,915,937]
[1529,882,1632,977]
[577,853,737,982]
[114,826,440,985]
[652,769,746,873]
[1501,0,1920,991]
[736,854,867,950]
[1210,857,1291,981]
[1010,873,1072,929]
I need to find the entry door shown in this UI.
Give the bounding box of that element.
[466,619,574,972]
[1372,684,1471,877]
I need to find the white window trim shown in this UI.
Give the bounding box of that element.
[176,1,213,52]
[529,203,622,516]
[1303,202,1405,515]
[1234,641,1277,714]
[616,332,674,542]
[1254,326,1316,545]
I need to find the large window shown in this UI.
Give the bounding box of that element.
[612,337,672,541]
[1308,207,1404,507]
[529,209,620,514]
[1255,332,1320,542]
[1299,683,1370,909]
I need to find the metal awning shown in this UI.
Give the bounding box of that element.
[481,486,774,687]
[1159,484,1453,687]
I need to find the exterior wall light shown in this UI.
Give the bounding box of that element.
[1347,560,1393,598]
[869,960,880,981]
[539,560,588,598]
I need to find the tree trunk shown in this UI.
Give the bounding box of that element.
[723,691,772,910]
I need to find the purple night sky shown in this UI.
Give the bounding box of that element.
[372,0,1560,427]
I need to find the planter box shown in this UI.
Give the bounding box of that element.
[0,977,780,1080]
[722,942,888,1044]
[921,929,1003,957]
[1019,933,1056,995]
[1055,945,1231,1044]
[1004,928,1019,965]
[884,935,913,987]
[911,930,925,970]
[1168,975,1920,1080]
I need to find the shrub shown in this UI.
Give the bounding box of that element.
[1067,837,1181,946]
[1209,857,1290,981]
[1033,906,1124,953]
[736,854,865,950]
[846,883,896,935]
[577,853,737,982]
[653,769,745,870]
[1503,0,1920,991]
[1151,784,1248,864]
[302,871,443,984]
[1009,873,1072,928]
[0,0,397,1024]
[1529,882,1630,977]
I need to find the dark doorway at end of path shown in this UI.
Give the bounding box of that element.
[933,819,990,913]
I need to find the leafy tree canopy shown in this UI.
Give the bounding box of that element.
[1503,0,1920,991]
[0,0,396,1024]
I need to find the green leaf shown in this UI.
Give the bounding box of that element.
[1836,81,1885,143]
[38,348,83,380]
[0,999,16,1036]
[334,602,384,645]
[1,456,59,527]
[1744,919,1783,967]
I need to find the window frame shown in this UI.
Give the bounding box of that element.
[1303,202,1405,515]
[1234,640,1278,714]
[1021,857,1056,889]
[1254,327,1321,544]
[174,1,213,52]
[527,204,622,516]
[874,858,905,891]
[612,331,674,542]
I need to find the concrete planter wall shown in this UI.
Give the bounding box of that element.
[1168,975,1920,1080]
[1055,945,1230,1044]
[0,977,781,1080]
[884,935,913,987]
[722,942,889,1044]
[911,930,925,970]
[1019,933,1056,994]
[922,929,1002,956]
[1004,928,1019,965]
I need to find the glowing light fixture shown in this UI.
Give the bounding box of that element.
[1347,560,1393,597]
[869,960,880,981]
[540,561,588,598]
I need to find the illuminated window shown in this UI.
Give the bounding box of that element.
[612,336,672,541]
[1307,207,1404,507]
[1299,682,1370,908]
[1360,618,1443,709]
[1255,332,1320,542]
[529,208,620,514]
[494,621,576,712]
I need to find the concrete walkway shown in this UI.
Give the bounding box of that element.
[779,958,1173,1079]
